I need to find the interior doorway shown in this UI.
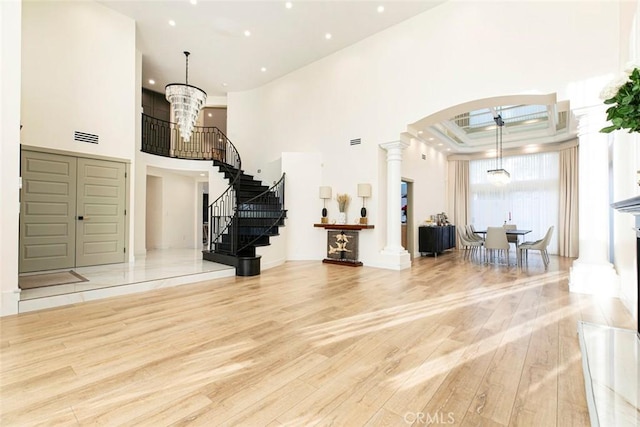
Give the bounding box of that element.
[200,181,209,248]
[401,179,414,258]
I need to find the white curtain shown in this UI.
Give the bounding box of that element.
[558,146,579,257]
[469,152,559,254]
[452,160,470,233]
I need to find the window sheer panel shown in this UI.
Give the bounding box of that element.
[470,152,559,254]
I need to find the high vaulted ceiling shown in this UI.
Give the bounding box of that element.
[98,1,575,154]
[408,94,574,153]
[99,0,444,97]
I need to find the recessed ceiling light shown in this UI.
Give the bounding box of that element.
[417,130,423,135]
[222,83,228,87]
[428,137,434,141]
[285,1,293,9]
[377,5,385,13]
[437,143,443,146]
[208,113,212,117]
[199,173,205,176]
[148,79,155,85]
[325,33,332,40]
[446,148,451,151]
[190,0,197,5]
[244,30,251,37]
[261,67,267,72]
[168,20,176,26]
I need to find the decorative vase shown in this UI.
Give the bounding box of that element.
[337,211,347,224]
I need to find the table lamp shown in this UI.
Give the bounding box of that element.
[357,183,371,224]
[319,186,332,223]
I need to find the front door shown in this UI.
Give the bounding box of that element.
[20,150,127,273]
[20,151,77,272]
[75,158,126,267]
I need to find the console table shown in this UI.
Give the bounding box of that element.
[313,224,374,266]
[418,225,456,256]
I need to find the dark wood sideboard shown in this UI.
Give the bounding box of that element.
[418,225,456,257]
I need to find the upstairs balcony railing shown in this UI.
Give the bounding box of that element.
[141,113,238,168]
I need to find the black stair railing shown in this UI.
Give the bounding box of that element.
[206,151,242,255]
[235,173,286,254]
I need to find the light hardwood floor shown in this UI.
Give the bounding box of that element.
[1,252,635,426]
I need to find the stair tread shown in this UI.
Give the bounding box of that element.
[208,158,286,264]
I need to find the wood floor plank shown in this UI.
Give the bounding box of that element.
[0,253,633,426]
[557,332,591,426]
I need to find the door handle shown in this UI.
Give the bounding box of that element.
[78,216,84,220]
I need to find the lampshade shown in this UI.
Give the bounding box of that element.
[357,183,371,198]
[319,186,332,199]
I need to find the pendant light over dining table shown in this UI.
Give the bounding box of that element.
[487,113,511,186]
[165,51,207,142]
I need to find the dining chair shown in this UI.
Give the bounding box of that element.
[503,223,518,247]
[518,226,554,268]
[484,226,511,265]
[457,227,483,260]
[465,225,484,243]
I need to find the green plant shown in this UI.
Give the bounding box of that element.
[336,193,350,212]
[600,66,640,133]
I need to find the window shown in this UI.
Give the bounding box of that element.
[469,152,559,254]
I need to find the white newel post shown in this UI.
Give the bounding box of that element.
[569,105,619,296]
[379,140,411,270]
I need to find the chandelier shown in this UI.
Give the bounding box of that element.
[165,51,207,142]
[487,113,511,186]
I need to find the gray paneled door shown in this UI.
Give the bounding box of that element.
[20,150,126,273]
[20,151,77,272]
[76,157,126,267]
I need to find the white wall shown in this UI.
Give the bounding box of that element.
[1,0,22,316]
[146,175,163,250]
[281,152,323,260]
[227,1,619,267]
[21,1,136,161]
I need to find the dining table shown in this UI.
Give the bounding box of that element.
[473,228,532,265]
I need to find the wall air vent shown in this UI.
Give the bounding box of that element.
[74,131,99,144]
[350,138,361,146]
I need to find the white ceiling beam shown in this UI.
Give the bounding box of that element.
[440,119,473,144]
[546,104,557,135]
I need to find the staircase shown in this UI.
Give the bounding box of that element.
[141,113,286,276]
[202,159,286,276]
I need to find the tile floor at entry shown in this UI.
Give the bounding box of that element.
[18,248,234,313]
